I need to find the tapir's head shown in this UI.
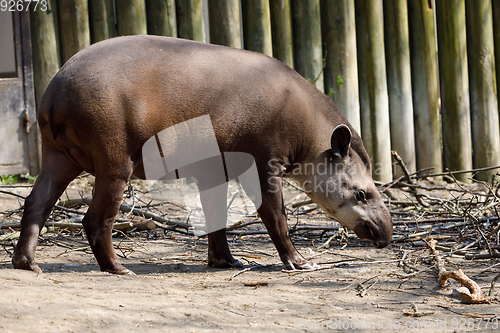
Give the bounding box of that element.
[291,124,393,248]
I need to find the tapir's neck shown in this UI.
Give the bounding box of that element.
[283,81,368,186]
[292,87,348,165]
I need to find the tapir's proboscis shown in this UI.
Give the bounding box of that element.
[13,36,392,275]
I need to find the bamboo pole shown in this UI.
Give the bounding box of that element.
[321,0,360,134]
[88,0,117,43]
[291,0,323,92]
[435,0,472,182]
[383,0,416,177]
[30,0,60,108]
[115,0,147,36]
[466,0,500,181]
[207,0,241,48]
[176,0,205,42]
[407,0,442,177]
[355,0,392,182]
[57,0,90,64]
[146,0,177,37]
[241,0,273,56]
[270,0,294,68]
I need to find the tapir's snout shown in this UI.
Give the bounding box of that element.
[374,238,390,249]
[353,209,393,249]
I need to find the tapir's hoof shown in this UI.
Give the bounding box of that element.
[296,261,321,270]
[283,257,321,271]
[102,267,135,275]
[120,269,136,276]
[228,259,244,269]
[12,255,43,274]
[208,257,244,269]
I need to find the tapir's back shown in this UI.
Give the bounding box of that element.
[37,35,355,177]
[42,37,330,154]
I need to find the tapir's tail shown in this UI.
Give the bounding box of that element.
[37,76,64,142]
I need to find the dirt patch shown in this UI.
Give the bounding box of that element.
[0,177,499,332]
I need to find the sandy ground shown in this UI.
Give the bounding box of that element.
[0,180,499,332]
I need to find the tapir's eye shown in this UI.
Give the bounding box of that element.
[356,190,367,203]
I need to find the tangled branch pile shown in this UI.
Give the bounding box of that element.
[0,165,499,303]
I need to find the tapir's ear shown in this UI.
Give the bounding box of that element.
[331,124,351,159]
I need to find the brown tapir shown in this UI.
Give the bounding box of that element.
[13,35,392,274]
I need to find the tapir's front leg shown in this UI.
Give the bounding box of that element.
[13,149,82,273]
[258,177,318,270]
[82,174,133,275]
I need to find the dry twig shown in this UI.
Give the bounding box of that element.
[391,151,429,207]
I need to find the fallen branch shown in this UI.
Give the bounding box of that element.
[244,281,269,287]
[394,181,492,197]
[0,184,34,188]
[0,219,154,231]
[414,165,500,179]
[80,197,192,230]
[229,262,280,281]
[403,301,434,317]
[437,305,495,319]
[0,227,47,241]
[291,199,313,208]
[0,190,26,200]
[464,250,500,260]
[227,225,344,237]
[0,231,20,242]
[117,200,191,230]
[226,220,262,231]
[356,274,382,297]
[426,239,490,304]
[489,272,500,298]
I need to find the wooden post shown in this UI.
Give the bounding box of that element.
[57,0,90,64]
[146,0,177,37]
[465,0,500,180]
[494,1,500,119]
[291,0,323,92]
[270,0,294,68]
[355,0,392,182]
[242,0,273,56]
[207,0,241,48]
[321,0,360,134]
[176,0,205,42]
[115,0,147,36]
[435,0,472,182]
[18,11,40,174]
[88,0,117,43]
[407,0,442,177]
[30,0,60,107]
[383,0,416,177]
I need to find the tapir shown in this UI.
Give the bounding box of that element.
[13,35,392,274]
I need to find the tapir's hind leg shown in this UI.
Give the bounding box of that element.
[82,165,133,275]
[12,149,82,273]
[207,230,243,268]
[197,180,243,268]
